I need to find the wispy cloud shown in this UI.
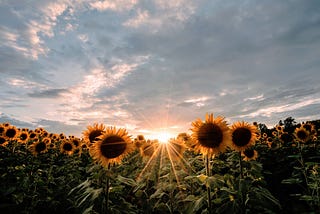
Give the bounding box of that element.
[1,0,320,136]
[240,97,320,118]
[89,0,138,12]
[28,88,69,98]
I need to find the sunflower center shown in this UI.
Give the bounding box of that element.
[29,133,37,139]
[73,139,80,147]
[232,128,251,147]
[20,133,28,140]
[100,136,127,159]
[89,130,103,143]
[0,137,6,145]
[280,133,293,143]
[297,130,308,140]
[35,142,46,153]
[197,123,223,148]
[0,127,5,134]
[6,128,17,138]
[63,143,73,151]
[243,148,254,158]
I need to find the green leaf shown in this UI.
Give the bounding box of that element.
[281,178,302,184]
[192,196,205,212]
[300,195,314,201]
[117,175,137,186]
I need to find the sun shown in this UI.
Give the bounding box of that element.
[147,131,175,144]
[157,132,173,144]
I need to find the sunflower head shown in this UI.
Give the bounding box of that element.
[294,127,310,143]
[166,138,186,160]
[82,123,106,144]
[302,123,314,132]
[242,147,258,161]
[90,127,134,167]
[0,136,8,147]
[71,137,81,148]
[230,121,258,152]
[4,126,19,140]
[134,135,146,148]
[18,131,29,144]
[60,140,75,155]
[0,125,5,135]
[280,132,293,144]
[190,113,231,157]
[140,141,156,158]
[30,140,48,156]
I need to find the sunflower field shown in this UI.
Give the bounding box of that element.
[0,114,319,214]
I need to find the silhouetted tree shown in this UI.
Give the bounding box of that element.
[258,123,268,133]
[283,117,296,133]
[278,120,284,126]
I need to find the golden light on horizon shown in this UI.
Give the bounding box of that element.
[145,130,176,144]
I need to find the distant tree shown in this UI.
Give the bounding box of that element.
[258,123,268,133]
[283,117,297,133]
[278,120,284,126]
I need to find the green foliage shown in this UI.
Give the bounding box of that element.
[1,118,320,213]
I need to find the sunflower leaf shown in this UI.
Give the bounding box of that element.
[117,175,137,186]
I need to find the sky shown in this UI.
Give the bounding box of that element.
[1,0,320,140]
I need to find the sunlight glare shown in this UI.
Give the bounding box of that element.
[149,131,175,144]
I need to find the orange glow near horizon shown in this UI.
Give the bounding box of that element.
[145,130,176,144]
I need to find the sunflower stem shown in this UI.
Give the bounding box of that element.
[239,152,244,179]
[205,155,212,213]
[238,151,246,214]
[105,163,111,213]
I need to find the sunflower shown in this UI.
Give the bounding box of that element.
[134,135,146,148]
[190,113,231,157]
[275,125,284,133]
[4,126,19,140]
[280,132,293,144]
[302,123,315,132]
[140,141,156,158]
[262,133,268,138]
[18,131,29,144]
[29,140,48,156]
[27,131,38,144]
[59,133,67,141]
[294,127,310,143]
[0,136,8,147]
[242,148,258,161]
[70,137,81,148]
[60,139,75,155]
[177,132,194,149]
[42,137,52,145]
[2,123,10,127]
[166,138,186,160]
[90,126,134,167]
[230,121,257,152]
[0,125,6,135]
[82,123,106,144]
[266,137,277,149]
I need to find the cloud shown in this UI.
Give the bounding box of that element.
[0,113,36,129]
[89,0,138,12]
[27,88,69,98]
[1,0,320,137]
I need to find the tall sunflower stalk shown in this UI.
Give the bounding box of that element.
[105,163,111,213]
[230,121,258,179]
[229,121,258,213]
[205,154,212,213]
[190,113,231,213]
[88,126,134,213]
